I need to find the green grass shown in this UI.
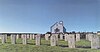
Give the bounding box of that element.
[0,37,100,52]
[76,39,91,46]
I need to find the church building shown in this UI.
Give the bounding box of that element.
[50,21,66,33]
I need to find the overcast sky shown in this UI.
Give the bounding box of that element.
[0,0,100,33]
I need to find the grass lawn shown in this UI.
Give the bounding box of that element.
[0,37,100,52]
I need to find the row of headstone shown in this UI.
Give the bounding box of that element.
[85,33,100,49]
[20,34,35,40]
[1,34,40,45]
[50,33,75,48]
[22,34,41,45]
[0,33,100,49]
[50,33,100,49]
[45,33,80,42]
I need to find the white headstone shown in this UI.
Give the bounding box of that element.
[55,33,59,45]
[86,34,88,40]
[35,34,41,46]
[21,34,23,38]
[76,33,80,41]
[32,34,35,39]
[0,34,2,39]
[60,33,63,40]
[16,34,19,39]
[30,34,33,40]
[22,34,27,44]
[68,34,75,48]
[11,34,16,44]
[27,34,30,39]
[91,34,99,49]
[5,34,7,41]
[50,34,57,46]
[88,34,93,41]
[1,34,6,44]
[45,34,50,40]
[64,33,68,41]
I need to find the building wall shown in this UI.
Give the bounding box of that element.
[51,21,66,33]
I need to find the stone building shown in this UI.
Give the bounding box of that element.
[50,21,66,33]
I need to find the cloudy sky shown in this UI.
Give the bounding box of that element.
[0,0,100,33]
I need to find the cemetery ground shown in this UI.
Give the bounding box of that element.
[0,37,100,52]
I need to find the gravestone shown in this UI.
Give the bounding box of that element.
[60,33,63,40]
[55,33,59,45]
[30,34,33,40]
[5,34,7,41]
[0,34,2,39]
[22,34,27,44]
[87,34,93,41]
[86,34,88,40]
[68,34,75,48]
[50,34,57,46]
[32,34,35,39]
[45,34,50,40]
[76,33,80,41]
[64,33,68,41]
[21,34,23,38]
[1,34,6,44]
[16,34,19,39]
[91,34,99,49]
[27,34,30,39]
[35,34,41,46]
[11,34,16,44]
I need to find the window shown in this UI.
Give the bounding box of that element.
[54,28,60,33]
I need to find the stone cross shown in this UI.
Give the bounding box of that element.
[76,33,80,41]
[35,34,41,46]
[64,33,68,41]
[50,34,57,46]
[68,34,75,48]
[22,34,27,44]
[91,34,100,49]
[60,33,63,40]
[11,34,16,44]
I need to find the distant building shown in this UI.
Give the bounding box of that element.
[97,31,100,35]
[50,21,66,33]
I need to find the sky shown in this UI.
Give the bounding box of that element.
[0,0,100,33]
